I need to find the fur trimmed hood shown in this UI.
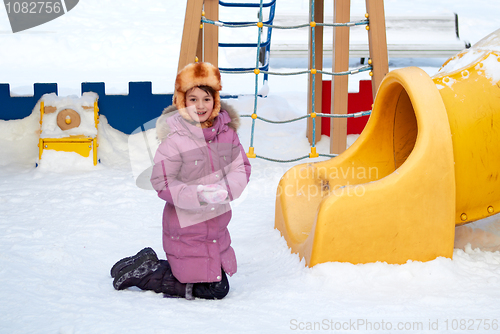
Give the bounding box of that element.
[156,101,241,142]
[173,62,222,128]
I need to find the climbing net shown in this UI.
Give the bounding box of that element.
[202,0,373,163]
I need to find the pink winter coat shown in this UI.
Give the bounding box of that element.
[150,101,251,283]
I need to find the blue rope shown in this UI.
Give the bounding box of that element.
[241,114,309,124]
[201,17,369,29]
[240,111,371,123]
[319,65,372,76]
[219,66,371,76]
[255,153,338,163]
[311,0,317,149]
[316,111,372,118]
[317,20,368,27]
[249,0,265,149]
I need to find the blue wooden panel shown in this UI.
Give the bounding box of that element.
[82,82,173,135]
[0,83,58,120]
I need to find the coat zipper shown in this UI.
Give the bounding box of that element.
[207,141,215,172]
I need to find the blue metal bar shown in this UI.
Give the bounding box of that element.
[218,40,271,48]
[219,0,275,8]
[219,67,266,73]
[218,3,275,25]
[216,0,275,83]
[263,2,274,81]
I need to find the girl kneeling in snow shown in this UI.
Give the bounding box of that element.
[111,62,251,300]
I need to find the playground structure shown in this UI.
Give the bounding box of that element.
[0,0,496,266]
[178,0,389,159]
[1,0,387,165]
[38,93,100,165]
[275,28,500,266]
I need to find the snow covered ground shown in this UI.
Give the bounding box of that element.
[1,1,500,333]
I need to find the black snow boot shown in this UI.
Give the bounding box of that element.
[157,261,193,299]
[132,259,191,299]
[110,247,158,278]
[113,250,160,290]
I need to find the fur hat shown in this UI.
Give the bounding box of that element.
[173,62,222,128]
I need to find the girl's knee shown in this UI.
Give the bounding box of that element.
[211,278,230,299]
[192,272,230,299]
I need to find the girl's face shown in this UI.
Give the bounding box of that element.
[185,87,214,123]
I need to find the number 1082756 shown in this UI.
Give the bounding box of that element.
[5,2,63,14]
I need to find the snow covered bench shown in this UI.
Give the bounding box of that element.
[38,93,100,166]
[270,14,471,59]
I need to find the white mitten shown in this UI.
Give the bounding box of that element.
[197,184,228,204]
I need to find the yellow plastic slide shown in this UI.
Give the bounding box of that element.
[275,29,500,266]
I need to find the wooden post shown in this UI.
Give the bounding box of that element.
[307,0,324,145]
[366,0,388,98]
[203,0,219,66]
[330,0,350,154]
[178,0,204,72]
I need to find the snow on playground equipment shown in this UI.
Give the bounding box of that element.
[178,0,389,161]
[0,82,173,135]
[275,28,500,267]
[38,93,99,165]
[0,82,173,165]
